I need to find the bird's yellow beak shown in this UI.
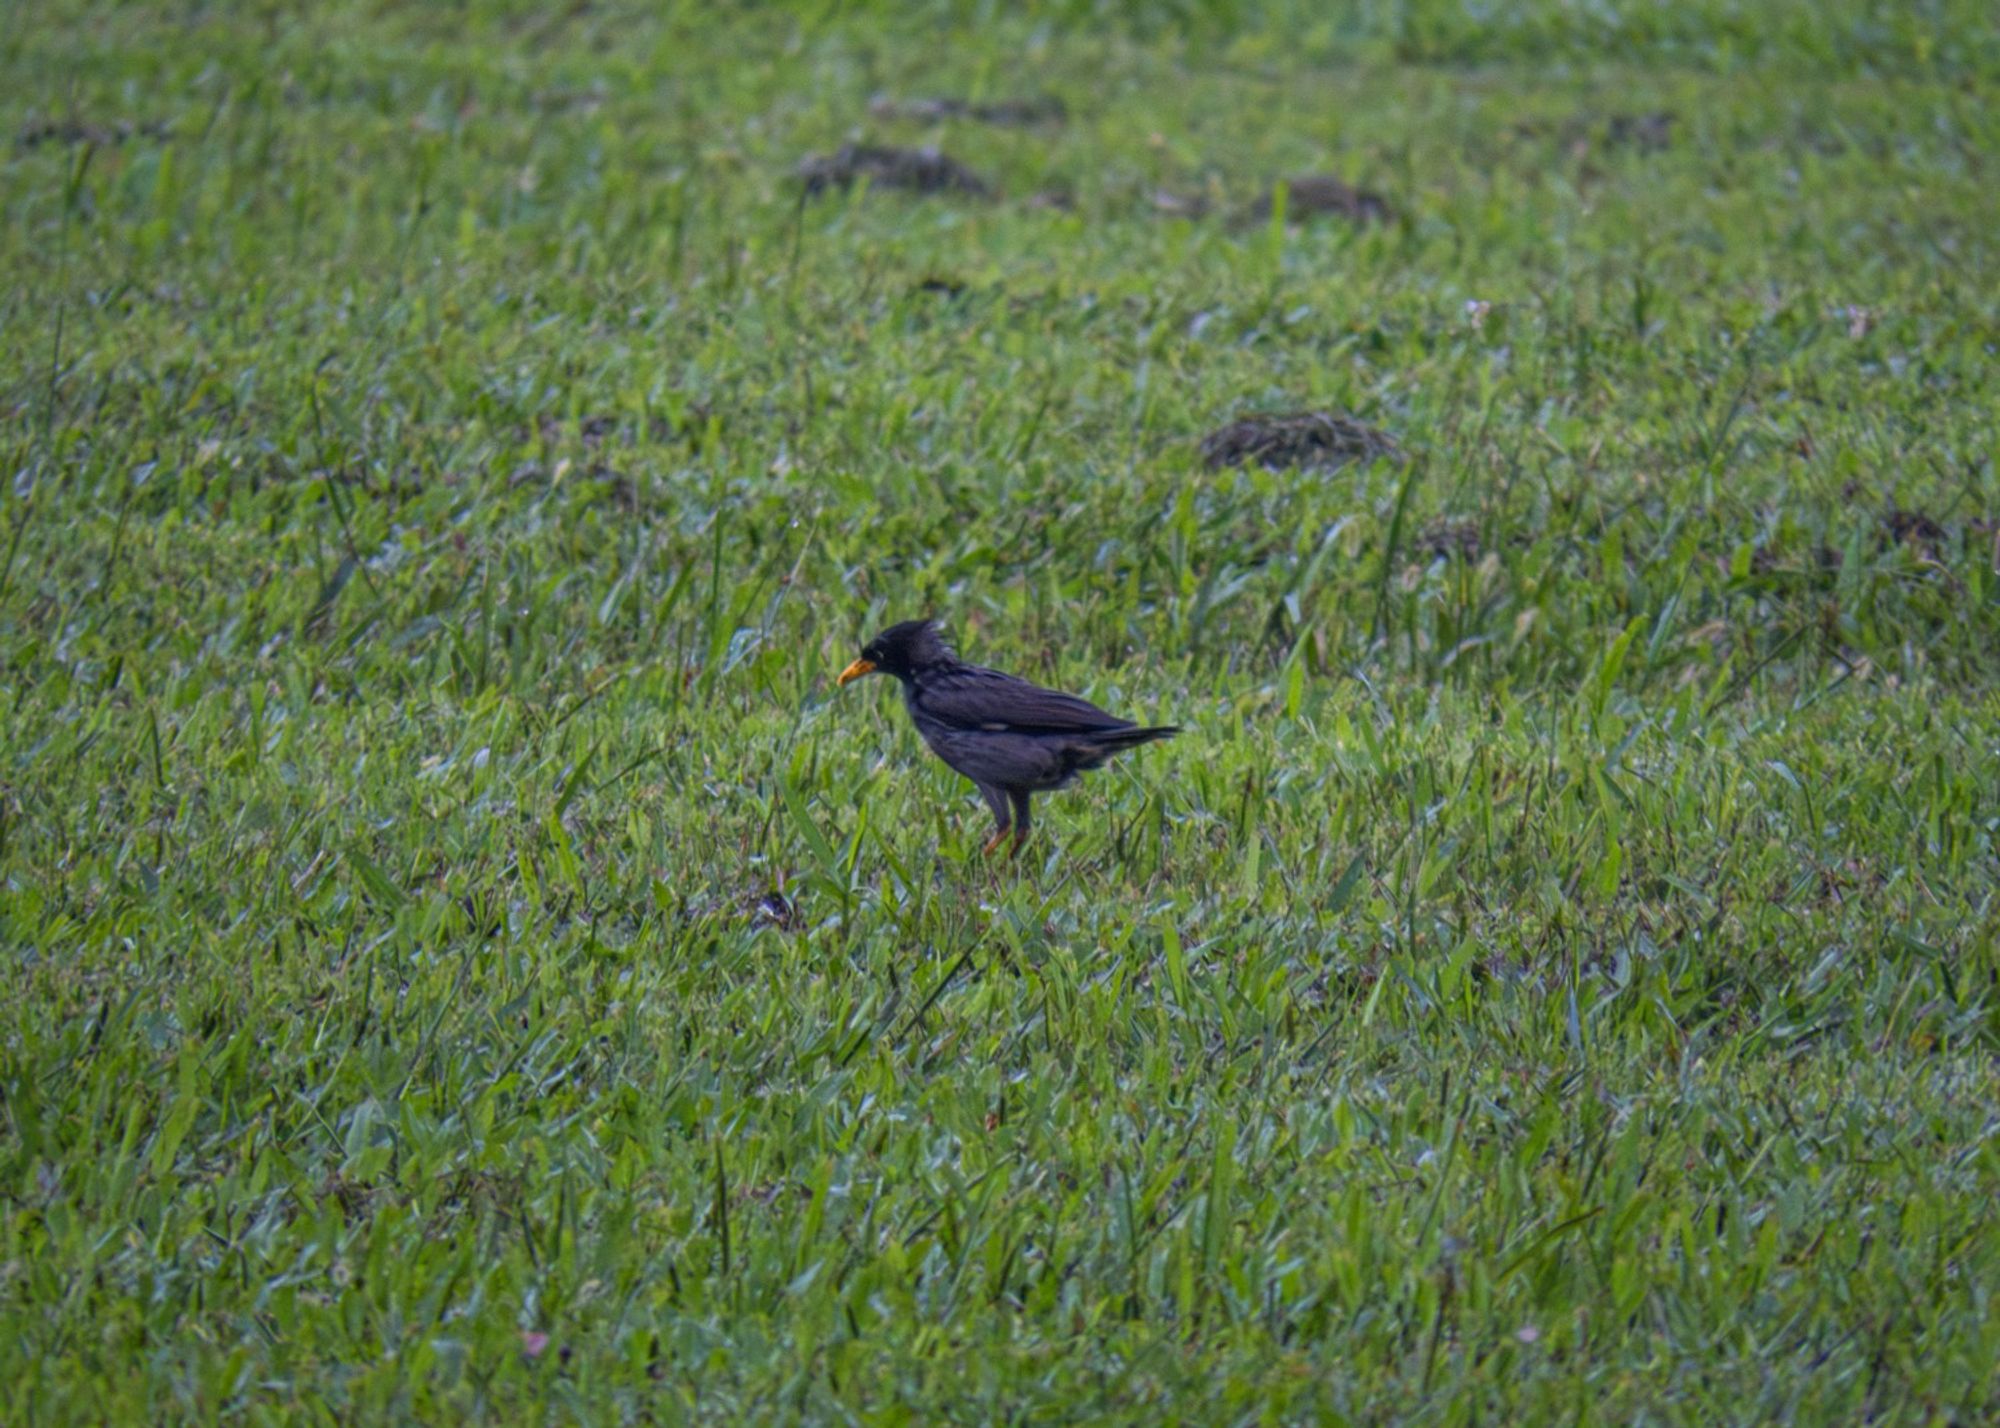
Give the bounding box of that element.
[836,657,876,687]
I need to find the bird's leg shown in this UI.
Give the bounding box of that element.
[976,783,1012,858]
[1006,790,1033,858]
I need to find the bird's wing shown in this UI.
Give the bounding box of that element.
[914,664,1132,733]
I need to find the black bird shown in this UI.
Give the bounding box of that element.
[836,620,1178,856]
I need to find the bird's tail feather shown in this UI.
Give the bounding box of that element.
[1062,724,1178,774]
[1088,724,1180,751]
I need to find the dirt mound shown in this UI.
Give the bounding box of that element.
[1199,411,1402,473]
[797,144,993,198]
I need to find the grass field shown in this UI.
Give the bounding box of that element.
[4,1,1998,1422]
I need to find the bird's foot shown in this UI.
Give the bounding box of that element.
[981,827,1011,857]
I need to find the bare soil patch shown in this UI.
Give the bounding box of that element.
[1199,411,1402,473]
[797,144,992,198]
[1239,175,1394,229]
[1416,517,1481,561]
[1882,506,1949,563]
[1605,111,1676,152]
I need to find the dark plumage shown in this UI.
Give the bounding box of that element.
[836,620,1178,856]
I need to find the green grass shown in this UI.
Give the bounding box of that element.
[3,1,1998,1422]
